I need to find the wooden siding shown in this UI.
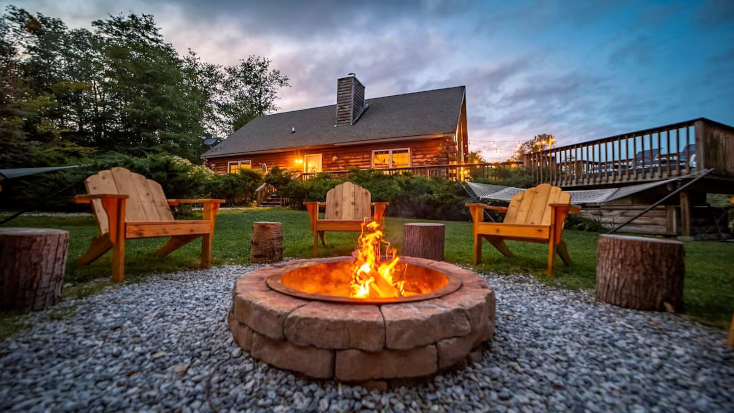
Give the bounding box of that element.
[207,137,454,175]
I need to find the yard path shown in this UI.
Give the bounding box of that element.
[1,265,732,412]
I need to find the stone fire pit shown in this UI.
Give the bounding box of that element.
[228,256,495,387]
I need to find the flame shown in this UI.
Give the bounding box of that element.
[349,220,405,299]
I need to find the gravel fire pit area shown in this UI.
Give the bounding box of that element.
[1,265,733,412]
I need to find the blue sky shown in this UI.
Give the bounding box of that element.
[6,0,733,160]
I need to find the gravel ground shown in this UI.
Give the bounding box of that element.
[1,265,732,413]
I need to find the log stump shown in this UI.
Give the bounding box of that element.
[0,228,69,312]
[596,234,684,311]
[250,222,283,264]
[402,223,445,261]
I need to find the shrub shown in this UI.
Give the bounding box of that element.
[564,213,608,232]
[0,153,265,211]
[208,168,264,206]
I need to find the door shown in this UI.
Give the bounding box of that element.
[304,154,322,173]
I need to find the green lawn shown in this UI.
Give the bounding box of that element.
[3,209,733,330]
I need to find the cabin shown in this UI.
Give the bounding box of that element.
[202,74,469,176]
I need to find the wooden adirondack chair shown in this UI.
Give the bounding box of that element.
[465,183,580,276]
[74,167,224,282]
[304,182,388,257]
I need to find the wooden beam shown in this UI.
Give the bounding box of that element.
[680,191,691,237]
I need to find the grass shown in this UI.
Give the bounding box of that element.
[2,208,733,331]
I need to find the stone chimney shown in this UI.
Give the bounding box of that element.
[335,73,366,126]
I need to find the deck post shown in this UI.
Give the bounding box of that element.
[679,191,691,237]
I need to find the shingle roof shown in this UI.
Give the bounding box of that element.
[203,86,465,158]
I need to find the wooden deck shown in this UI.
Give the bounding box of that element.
[525,118,734,188]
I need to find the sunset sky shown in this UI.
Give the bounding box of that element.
[5,0,733,160]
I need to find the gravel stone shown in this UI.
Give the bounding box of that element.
[0,265,732,412]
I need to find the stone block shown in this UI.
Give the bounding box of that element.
[228,312,253,352]
[233,290,308,340]
[251,333,334,379]
[335,345,437,381]
[436,332,476,370]
[381,301,470,349]
[285,302,385,351]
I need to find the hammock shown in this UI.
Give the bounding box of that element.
[465,172,702,205]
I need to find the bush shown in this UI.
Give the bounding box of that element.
[0,153,265,211]
[564,213,608,232]
[277,168,470,221]
[208,168,264,206]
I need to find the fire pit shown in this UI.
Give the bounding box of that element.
[228,223,496,387]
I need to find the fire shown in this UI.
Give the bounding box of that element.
[349,221,405,299]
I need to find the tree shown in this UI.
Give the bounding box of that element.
[508,134,555,162]
[0,6,290,166]
[468,150,487,164]
[218,56,289,134]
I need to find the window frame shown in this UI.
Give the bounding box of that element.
[371,148,411,169]
[303,154,323,173]
[228,160,252,174]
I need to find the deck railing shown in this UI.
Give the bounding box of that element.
[525,118,734,187]
[299,162,522,182]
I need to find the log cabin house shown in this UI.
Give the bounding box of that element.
[201,74,469,175]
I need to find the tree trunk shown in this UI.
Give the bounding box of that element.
[250,222,283,264]
[402,223,445,261]
[0,228,69,312]
[596,234,684,311]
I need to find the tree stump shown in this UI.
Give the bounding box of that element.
[250,222,283,264]
[0,228,70,312]
[402,223,445,261]
[596,234,684,311]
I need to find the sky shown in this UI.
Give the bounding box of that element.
[5,0,734,161]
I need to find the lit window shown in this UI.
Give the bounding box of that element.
[228,160,251,174]
[372,149,410,168]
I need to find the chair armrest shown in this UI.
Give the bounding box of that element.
[549,203,582,214]
[74,194,129,204]
[465,203,508,213]
[167,199,225,206]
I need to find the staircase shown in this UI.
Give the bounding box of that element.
[255,183,287,207]
[259,192,284,207]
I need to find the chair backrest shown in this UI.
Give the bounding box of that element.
[503,183,570,226]
[324,182,372,220]
[85,167,174,233]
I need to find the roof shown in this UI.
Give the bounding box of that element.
[203,86,465,158]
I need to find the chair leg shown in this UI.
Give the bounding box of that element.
[547,240,556,276]
[201,233,213,268]
[483,235,514,257]
[473,233,482,265]
[556,240,572,265]
[78,234,112,266]
[318,231,327,246]
[156,235,200,257]
[111,236,125,283]
[313,231,319,257]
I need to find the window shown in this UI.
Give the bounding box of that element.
[372,148,410,169]
[228,160,251,174]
